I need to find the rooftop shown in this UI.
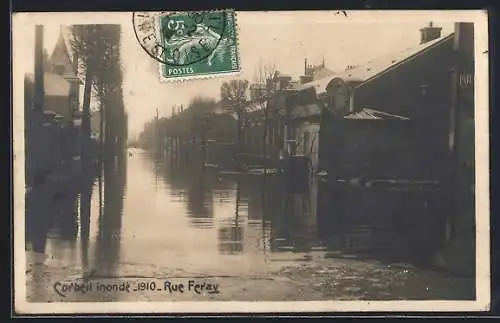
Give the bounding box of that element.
[293,32,455,96]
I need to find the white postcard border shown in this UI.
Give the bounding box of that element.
[12,10,490,314]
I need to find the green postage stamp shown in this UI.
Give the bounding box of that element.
[133,10,241,81]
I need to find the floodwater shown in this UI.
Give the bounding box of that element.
[24,148,475,302]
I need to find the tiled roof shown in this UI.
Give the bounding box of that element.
[48,27,82,83]
[25,73,71,97]
[49,28,73,67]
[344,108,409,120]
[294,33,455,96]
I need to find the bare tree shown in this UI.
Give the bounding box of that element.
[252,61,280,167]
[251,60,279,252]
[220,79,250,150]
[253,59,279,101]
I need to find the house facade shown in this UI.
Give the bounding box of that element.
[237,23,475,270]
[25,26,86,182]
[25,28,82,124]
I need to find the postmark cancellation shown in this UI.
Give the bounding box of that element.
[133,10,241,81]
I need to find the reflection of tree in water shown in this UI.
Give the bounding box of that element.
[237,176,263,220]
[269,175,319,253]
[26,168,94,253]
[217,175,244,254]
[25,174,58,253]
[186,166,213,221]
[259,174,281,252]
[79,170,95,274]
[235,175,278,254]
[55,179,80,241]
[93,153,127,276]
[160,158,217,228]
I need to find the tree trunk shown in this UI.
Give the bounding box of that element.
[81,64,93,175]
[236,108,243,151]
[99,100,104,217]
[104,101,113,164]
[100,100,105,146]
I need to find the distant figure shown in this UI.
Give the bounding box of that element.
[128,151,133,157]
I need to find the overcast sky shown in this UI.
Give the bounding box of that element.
[15,11,477,140]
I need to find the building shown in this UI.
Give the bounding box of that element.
[25,26,85,181]
[285,22,456,176]
[300,58,334,84]
[238,23,475,270]
[25,27,82,124]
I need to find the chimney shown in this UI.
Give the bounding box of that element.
[34,25,44,113]
[420,22,442,44]
[304,58,308,75]
[454,22,474,60]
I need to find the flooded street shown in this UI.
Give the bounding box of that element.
[25,148,475,302]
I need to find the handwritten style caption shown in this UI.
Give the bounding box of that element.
[53,278,220,298]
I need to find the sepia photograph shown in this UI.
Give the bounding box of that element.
[12,10,490,314]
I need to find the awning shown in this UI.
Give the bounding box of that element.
[344,108,409,120]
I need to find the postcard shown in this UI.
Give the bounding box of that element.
[12,10,490,314]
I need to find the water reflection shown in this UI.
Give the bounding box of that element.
[155,154,321,256]
[160,157,215,228]
[26,147,452,296]
[25,153,127,279]
[218,175,244,255]
[152,152,451,266]
[93,154,127,277]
